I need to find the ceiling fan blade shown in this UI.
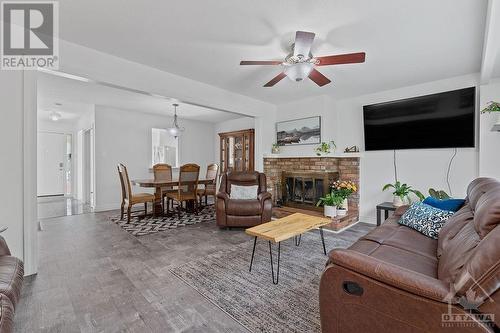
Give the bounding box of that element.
[240,60,283,65]
[293,31,315,57]
[264,72,287,87]
[308,68,331,87]
[315,52,366,66]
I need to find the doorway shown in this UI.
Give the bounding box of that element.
[37,132,71,197]
[81,128,95,208]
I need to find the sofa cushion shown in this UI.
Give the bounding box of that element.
[438,177,500,288]
[226,199,261,216]
[398,202,454,239]
[351,222,439,277]
[473,189,500,238]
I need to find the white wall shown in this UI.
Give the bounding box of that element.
[0,71,24,260]
[94,105,215,211]
[479,78,500,178]
[271,73,481,224]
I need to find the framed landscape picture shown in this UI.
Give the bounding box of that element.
[276,116,321,146]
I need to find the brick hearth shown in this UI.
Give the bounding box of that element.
[263,156,360,230]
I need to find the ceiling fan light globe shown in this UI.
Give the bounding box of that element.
[284,63,314,82]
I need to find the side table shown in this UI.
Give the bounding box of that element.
[376,201,397,226]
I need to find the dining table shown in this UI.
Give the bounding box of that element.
[131,178,214,215]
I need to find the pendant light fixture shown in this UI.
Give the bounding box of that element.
[167,103,184,138]
[49,111,62,121]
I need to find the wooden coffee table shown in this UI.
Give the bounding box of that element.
[245,213,332,284]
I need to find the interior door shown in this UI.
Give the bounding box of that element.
[37,132,66,196]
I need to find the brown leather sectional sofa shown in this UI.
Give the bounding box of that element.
[216,171,272,227]
[320,177,500,333]
[0,235,24,333]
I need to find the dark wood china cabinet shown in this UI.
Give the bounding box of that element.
[219,129,254,173]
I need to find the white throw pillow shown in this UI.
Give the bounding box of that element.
[230,184,259,200]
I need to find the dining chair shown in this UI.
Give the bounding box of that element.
[166,163,200,218]
[153,163,176,214]
[197,163,219,206]
[117,163,156,222]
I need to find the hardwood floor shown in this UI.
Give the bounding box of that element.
[15,210,374,332]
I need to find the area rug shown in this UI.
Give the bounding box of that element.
[170,231,354,333]
[110,206,215,236]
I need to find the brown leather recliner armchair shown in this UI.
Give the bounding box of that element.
[320,177,500,333]
[216,171,272,228]
[0,234,24,333]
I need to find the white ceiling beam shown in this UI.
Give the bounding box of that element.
[481,0,500,84]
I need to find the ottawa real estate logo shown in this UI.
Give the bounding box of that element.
[1,1,59,70]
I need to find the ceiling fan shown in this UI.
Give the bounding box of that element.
[240,31,366,87]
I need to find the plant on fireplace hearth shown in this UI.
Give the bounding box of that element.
[316,191,344,217]
[382,181,425,207]
[314,141,336,156]
[331,180,358,211]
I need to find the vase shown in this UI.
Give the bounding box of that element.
[393,196,405,207]
[341,198,348,211]
[324,205,337,217]
[337,208,347,216]
[272,146,280,154]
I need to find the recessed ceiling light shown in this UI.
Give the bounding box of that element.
[49,111,62,121]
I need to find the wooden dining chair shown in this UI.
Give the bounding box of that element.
[117,163,156,222]
[197,163,219,206]
[153,163,176,214]
[166,164,200,218]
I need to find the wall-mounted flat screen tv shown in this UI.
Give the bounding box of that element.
[363,87,475,151]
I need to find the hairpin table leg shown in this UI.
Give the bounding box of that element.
[269,241,281,285]
[320,227,327,255]
[249,236,257,272]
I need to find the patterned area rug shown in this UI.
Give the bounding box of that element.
[170,231,354,333]
[110,206,215,236]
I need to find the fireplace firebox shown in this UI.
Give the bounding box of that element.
[281,171,339,212]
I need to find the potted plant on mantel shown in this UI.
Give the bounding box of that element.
[481,101,500,126]
[316,191,344,217]
[314,141,336,156]
[382,181,425,207]
[271,143,281,154]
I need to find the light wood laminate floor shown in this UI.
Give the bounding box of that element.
[14,210,374,332]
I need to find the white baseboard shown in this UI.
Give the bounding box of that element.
[94,203,120,212]
[359,215,377,225]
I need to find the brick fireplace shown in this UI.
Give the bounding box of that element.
[263,155,360,230]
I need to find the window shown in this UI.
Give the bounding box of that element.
[152,128,179,167]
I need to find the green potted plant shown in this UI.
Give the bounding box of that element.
[271,143,280,154]
[382,181,425,207]
[481,101,500,126]
[331,180,358,212]
[316,191,344,217]
[314,141,336,156]
[428,188,450,199]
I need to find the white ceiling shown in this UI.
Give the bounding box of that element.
[37,72,244,123]
[58,0,488,104]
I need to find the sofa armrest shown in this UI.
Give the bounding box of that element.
[329,249,454,303]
